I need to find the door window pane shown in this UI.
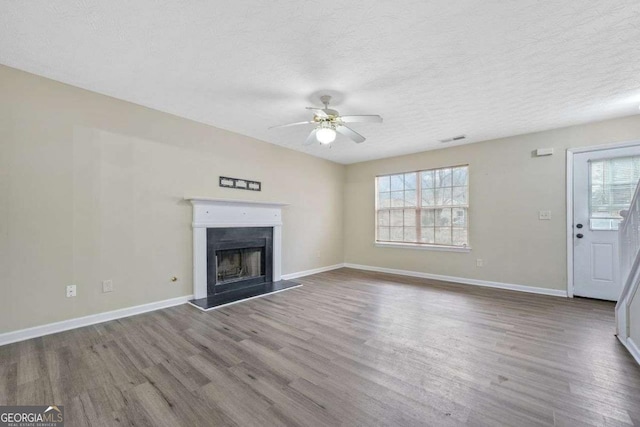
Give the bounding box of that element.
[590,156,640,230]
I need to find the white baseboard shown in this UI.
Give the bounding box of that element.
[344,263,568,297]
[281,263,345,280]
[0,295,193,347]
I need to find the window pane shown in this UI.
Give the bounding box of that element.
[452,208,467,227]
[421,170,435,188]
[404,209,416,226]
[422,189,435,207]
[435,208,452,226]
[590,156,640,227]
[421,210,435,226]
[404,227,416,242]
[404,173,417,190]
[436,187,452,206]
[435,227,452,245]
[377,227,390,241]
[590,218,620,231]
[436,168,452,187]
[390,227,404,241]
[390,191,404,207]
[378,176,391,192]
[390,174,404,191]
[452,228,467,246]
[404,190,417,207]
[377,210,390,226]
[452,186,467,205]
[591,162,603,185]
[390,210,403,226]
[378,192,390,208]
[420,227,435,244]
[452,167,468,186]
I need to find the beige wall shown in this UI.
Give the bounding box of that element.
[344,115,640,291]
[0,65,345,333]
[4,61,640,338]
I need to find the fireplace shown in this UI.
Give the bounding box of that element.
[207,227,273,295]
[186,197,300,311]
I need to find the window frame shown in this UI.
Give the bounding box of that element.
[374,165,471,252]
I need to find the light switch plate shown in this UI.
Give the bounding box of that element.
[539,210,551,220]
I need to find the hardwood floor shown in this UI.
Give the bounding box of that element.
[1,268,639,426]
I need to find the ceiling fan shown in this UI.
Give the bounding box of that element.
[269,95,383,145]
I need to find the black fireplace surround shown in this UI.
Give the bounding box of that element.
[207,227,273,295]
[188,226,299,311]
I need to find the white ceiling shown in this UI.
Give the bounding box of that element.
[1,1,640,164]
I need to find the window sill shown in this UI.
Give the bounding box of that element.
[374,242,472,253]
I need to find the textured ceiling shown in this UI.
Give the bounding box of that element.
[1,1,640,164]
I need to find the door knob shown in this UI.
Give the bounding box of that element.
[576,233,584,238]
[576,224,583,229]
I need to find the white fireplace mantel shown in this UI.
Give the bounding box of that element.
[185,197,287,299]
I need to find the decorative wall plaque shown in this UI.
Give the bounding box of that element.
[219,176,261,191]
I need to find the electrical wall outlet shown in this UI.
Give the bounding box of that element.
[66,285,77,298]
[476,259,483,267]
[538,210,551,220]
[102,279,113,293]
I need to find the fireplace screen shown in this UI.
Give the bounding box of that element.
[215,247,264,284]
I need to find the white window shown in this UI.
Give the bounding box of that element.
[590,156,640,230]
[376,165,469,249]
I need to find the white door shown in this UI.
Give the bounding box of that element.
[573,146,640,301]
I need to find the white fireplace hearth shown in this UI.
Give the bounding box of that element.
[185,197,288,300]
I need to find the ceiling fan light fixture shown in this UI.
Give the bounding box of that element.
[316,127,336,144]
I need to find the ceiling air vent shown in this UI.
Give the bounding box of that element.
[439,135,466,143]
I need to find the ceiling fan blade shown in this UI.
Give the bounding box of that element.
[269,121,314,130]
[303,128,318,146]
[339,115,383,123]
[336,125,366,143]
[305,107,328,118]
